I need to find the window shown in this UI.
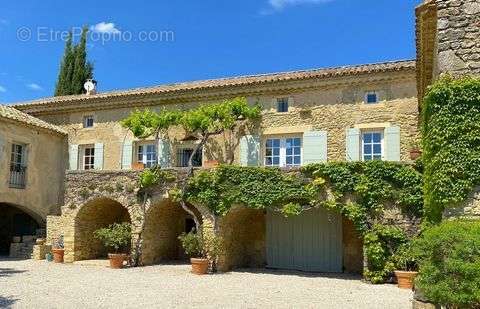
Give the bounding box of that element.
[82,145,95,170]
[365,91,378,104]
[362,131,383,161]
[265,137,302,167]
[177,147,203,167]
[137,144,157,168]
[83,115,94,128]
[9,143,27,189]
[277,98,289,113]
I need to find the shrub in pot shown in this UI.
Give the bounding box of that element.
[94,222,132,269]
[52,236,64,263]
[393,243,418,289]
[178,232,209,274]
[411,220,480,308]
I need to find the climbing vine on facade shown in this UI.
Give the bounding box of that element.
[422,76,480,222]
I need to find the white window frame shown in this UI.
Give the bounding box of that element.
[264,135,302,167]
[83,115,94,128]
[80,144,95,170]
[136,142,157,168]
[365,91,379,104]
[276,97,289,113]
[361,130,384,161]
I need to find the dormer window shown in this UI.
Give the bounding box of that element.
[83,115,94,128]
[277,98,289,113]
[365,91,378,104]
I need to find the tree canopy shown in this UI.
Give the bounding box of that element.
[54,26,94,96]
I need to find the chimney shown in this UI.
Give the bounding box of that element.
[84,79,97,95]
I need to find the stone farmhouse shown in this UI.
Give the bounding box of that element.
[0,0,478,272]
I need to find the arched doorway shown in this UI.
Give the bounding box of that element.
[0,203,42,257]
[218,207,266,271]
[141,200,197,265]
[74,198,131,261]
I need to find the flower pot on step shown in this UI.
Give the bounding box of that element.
[394,271,418,289]
[190,258,209,275]
[132,162,145,171]
[108,253,127,269]
[52,248,64,263]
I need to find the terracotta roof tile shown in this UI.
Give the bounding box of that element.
[0,104,67,135]
[11,59,416,110]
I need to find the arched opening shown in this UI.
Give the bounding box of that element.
[218,207,266,271]
[141,200,197,265]
[74,198,131,261]
[0,203,42,257]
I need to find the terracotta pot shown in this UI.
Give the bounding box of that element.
[394,271,418,289]
[52,248,64,263]
[190,258,209,275]
[203,160,219,168]
[108,253,127,269]
[132,162,145,171]
[409,149,422,160]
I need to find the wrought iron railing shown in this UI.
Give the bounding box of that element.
[9,164,27,189]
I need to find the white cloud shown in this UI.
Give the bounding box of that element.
[266,0,332,11]
[27,83,43,91]
[90,22,120,34]
[0,85,6,93]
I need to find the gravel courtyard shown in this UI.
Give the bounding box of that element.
[0,258,412,309]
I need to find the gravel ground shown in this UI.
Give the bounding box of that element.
[0,258,412,309]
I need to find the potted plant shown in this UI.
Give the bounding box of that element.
[393,243,419,289]
[132,162,145,171]
[52,236,64,263]
[94,222,132,269]
[409,141,422,160]
[178,231,209,274]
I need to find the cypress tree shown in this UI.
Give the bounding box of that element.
[54,27,94,96]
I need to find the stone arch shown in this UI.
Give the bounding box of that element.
[141,198,200,265]
[217,206,266,272]
[0,203,43,257]
[73,197,132,261]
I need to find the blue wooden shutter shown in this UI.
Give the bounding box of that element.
[121,141,133,170]
[302,131,327,165]
[94,143,104,170]
[384,126,401,161]
[240,135,260,166]
[345,128,360,161]
[69,144,79,170]
[158,139,171,168]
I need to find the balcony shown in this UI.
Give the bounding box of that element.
[9,164,27,189]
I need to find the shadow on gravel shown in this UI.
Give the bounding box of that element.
[0,268,27,278]
[0,295,18,308]
[230,268,362,280]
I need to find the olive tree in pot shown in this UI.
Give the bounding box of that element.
[94,222,132,269]
[178,231,222,275]
[52,236,64,263]
[393,243,418,289]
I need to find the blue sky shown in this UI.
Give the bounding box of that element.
[0,0,420,104]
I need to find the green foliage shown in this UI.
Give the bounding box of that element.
[422,76,480,222]
[411,220,480,307]
[363,225,408,283]
[183,162,422,283]
[94,222,132,254]
[121,97,260,140]
[178,232,205,258]
[392,242,418,272]
[54,27,94,96]
[184,165,313,216]
[139,167,176,189]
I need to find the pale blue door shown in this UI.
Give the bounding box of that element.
[266,207,343,272]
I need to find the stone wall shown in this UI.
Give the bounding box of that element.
[436,0,480,76]
[444,186,480,220]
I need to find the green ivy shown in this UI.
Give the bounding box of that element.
[183,162,423,283]
[422,76,480,222]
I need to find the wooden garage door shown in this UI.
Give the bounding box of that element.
[266,207,342,273]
